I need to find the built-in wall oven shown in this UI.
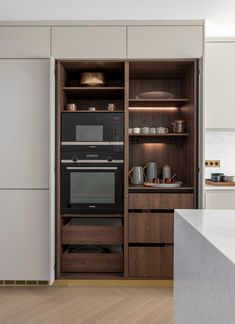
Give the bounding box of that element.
[61,151,124,214]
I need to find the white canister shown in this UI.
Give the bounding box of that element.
[163,165,171,180]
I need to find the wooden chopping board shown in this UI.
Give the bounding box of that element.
[206,179,235,186]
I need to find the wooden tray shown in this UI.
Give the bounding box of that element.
[206,179,235,186]
[144,181,182,188]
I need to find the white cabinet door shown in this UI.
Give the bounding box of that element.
[0,59,49,189]
[0,190,49,280]
[51,26,126,59]
[205,191,235,209]
[205,41,235,129]
[0,27,50,58]
[127,26,203,59]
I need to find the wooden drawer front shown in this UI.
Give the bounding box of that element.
[62,253,123,273]
[129,193,194,210]
[129,213,173,243]
[62,226,123,245]
[128,247,173,278]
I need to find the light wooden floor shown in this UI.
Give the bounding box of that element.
[0,286,173,324]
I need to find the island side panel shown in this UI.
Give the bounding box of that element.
[174,210,235,324]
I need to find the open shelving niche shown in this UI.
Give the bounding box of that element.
[56,61,126,279]
[127,61,197,192]
[125,61,198,279]
[58,61,125,112]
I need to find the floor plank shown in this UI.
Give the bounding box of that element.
[0,286,173,324]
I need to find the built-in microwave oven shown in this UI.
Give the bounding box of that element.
[61,112,124,146]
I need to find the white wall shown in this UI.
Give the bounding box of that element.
[205,131,235,178]
[0,0,235,36]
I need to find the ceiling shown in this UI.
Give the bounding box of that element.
[0,0,235,36]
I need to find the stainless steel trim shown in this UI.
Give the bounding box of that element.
[66,167,118,170]
[61,159,123,164]
[61,141,124,146]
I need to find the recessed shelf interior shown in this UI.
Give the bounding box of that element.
[58,61,125,111]
[128,61,196,189]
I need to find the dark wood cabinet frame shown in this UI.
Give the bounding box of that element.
[56,60,198,279]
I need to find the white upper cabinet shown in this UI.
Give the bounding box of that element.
[0,27,50,58]
[0,190,49,280]
[51,26,126,59]
[127,26,204,59]
[205,41,235,129]
[0,59,50,189]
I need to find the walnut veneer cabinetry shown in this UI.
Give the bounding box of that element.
[56,61,125,279]
[126,61,198,279]
[56,59,198,280]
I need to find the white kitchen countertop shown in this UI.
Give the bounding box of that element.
[205,185,235,191]
[176,209,235,265]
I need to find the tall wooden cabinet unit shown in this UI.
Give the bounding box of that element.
[56,61,126,279]
[127,61,198,278]
[56,60,198,279]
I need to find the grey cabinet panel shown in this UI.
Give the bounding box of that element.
[128,26,204,59]
[205,42,235,128]
[0,190,49,280]
[0,59,49,188]
[52,26,126,59]
[205,191,235,209]
[0,27,50,58]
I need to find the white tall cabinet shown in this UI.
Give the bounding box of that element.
[0,60,50,188]
[205,39,235,129]
[0,59,51,281]
[0,25,52,281]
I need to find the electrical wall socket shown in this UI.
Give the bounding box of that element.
[205,160,220,167]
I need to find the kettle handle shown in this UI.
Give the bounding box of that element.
[129,168,134,182]
[143,164,147,181]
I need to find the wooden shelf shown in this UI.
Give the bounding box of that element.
[58,273,124,279]
[129,98,189,108]
[61,214,124,218]
[62,110,124,113]
[63,87,124,99]
[129,133,189,137]
[128,184,195,193]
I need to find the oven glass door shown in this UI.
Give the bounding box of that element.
[61,164,123,214]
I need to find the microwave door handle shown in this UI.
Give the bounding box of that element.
[66,167,118,170]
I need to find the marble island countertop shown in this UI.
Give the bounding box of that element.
[176,209,235,265]
[174,209,235,324]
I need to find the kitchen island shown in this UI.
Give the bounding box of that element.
[174,209,235,324]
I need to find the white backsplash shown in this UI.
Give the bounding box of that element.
[205,131,235,179]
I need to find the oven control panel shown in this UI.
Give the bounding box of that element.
[61,151,123,164]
